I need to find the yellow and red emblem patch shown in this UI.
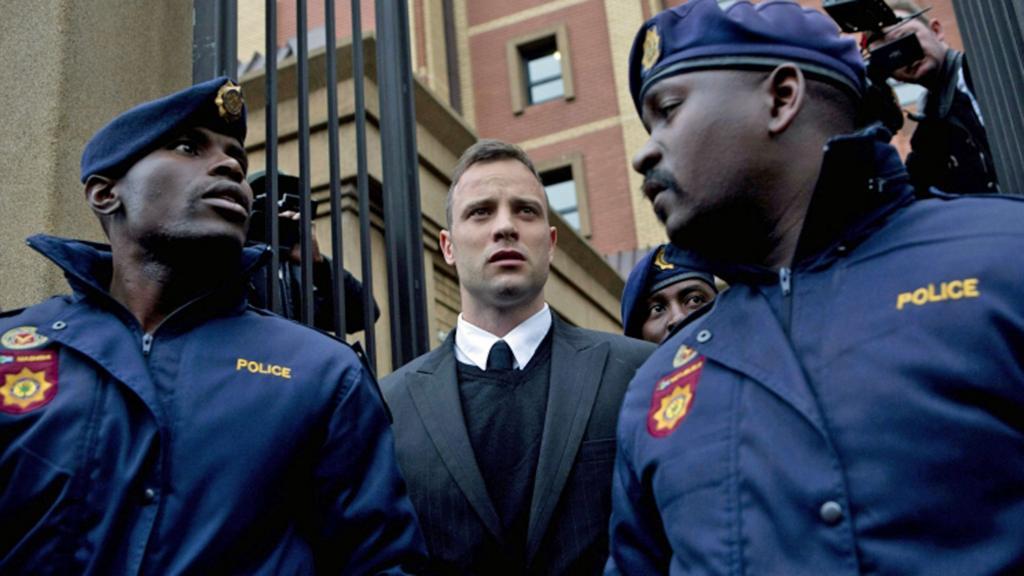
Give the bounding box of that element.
[0,350,59,414]
[647,353,704,438]
[1,326,49,350]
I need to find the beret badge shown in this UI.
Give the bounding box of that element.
[653,247,675,271]
[641,25,661,73]
[215,81,244,121]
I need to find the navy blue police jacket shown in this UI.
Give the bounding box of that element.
[0,235,427,575]
[608,126,1024,575]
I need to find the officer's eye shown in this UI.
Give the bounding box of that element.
[657,100,682,118]
[683,291,713,311]
[468,206,490,218]
[171,139,199,156]
[647,302,666,316]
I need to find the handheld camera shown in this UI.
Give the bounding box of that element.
[822,0,927,78]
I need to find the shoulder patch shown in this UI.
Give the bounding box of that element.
[647,355,704,438]
[0,349,59,414]
[2,326,49,350]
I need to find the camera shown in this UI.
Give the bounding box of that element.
[822,0,926,77]
[246,172,319,249]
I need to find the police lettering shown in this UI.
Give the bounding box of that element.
[896,278,980,310]
[236,358,292,379]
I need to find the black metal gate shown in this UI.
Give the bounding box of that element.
[193,0,431,372]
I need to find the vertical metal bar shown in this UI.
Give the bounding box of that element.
[296,0,315,325]
[193,0,238,82]
[376,0,430,367]
[442,0,462,113]
[324,0,346,337]
[352,0,377,369]
[952,0,1024,195]
[264,0,282,314]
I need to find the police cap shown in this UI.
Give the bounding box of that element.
[629,0,867,115]
[80,77,246,183]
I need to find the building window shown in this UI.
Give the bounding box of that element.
[523,39,564,105]
[507,24,575,115]
[538,153,590,237]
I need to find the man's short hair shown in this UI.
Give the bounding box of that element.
[886,0,929,24]
[446,139,545,228]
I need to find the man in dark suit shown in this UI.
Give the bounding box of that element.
[381,139,654,575]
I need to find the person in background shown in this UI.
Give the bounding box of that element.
[245,170,379,334]
[0,77,425,574]
[866,0,999,194]
[382,139,653,575]
[620,243,717,344]
[609,1,1024,573]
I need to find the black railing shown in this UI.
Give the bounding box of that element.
[194,0,432,372]
[953,1,1024,195]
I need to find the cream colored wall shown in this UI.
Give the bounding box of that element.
[0,0,192,311]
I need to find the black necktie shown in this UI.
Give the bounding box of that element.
[486,340,514,371]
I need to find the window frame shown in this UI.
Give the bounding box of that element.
[537,152,591,238]
[506,24,575,115]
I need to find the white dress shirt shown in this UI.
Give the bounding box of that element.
[454,304,552,370]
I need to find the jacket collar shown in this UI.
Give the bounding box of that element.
[690,124,915,285]
[26,234,271,323]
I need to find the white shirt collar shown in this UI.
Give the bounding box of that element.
[454,304,552,370]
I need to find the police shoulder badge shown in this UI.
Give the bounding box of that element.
[0,350,59,414]
[641,26,661,73]
[672,344,697,368]
[647,351,704,437]
[1,326,49,350]
[215,81,244,121]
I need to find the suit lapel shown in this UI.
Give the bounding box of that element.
[406,335,504,542]
[525,316,608,562]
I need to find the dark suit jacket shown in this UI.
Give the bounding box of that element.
[381,314,654,575]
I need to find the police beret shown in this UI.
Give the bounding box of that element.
[621,244,717,339]
[629,0,866,115]
[80,76,247,182]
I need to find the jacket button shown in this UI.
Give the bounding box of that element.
[819,500,843,525]
[696,329,712,343]
[142,487,157,504]
[51,321,67,330]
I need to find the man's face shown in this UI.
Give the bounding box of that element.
[112,126,252,250]
[440,159,557,313]
[632,71,767,253]
[640,278,716,343]
[868,13,947,86]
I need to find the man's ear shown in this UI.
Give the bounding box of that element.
[929,18,944,42]
[765,64,805,136]
[439,229,456,266]
[84,175,121,216]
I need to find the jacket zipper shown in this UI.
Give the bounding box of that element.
[779,267,793,336]
[142,333,154,355]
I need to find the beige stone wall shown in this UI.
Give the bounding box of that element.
[0,0,192,311]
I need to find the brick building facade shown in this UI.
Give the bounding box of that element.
[237,0,963,271]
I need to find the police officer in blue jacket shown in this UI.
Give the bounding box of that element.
[0,78,426,574]
[609,1,1024,574]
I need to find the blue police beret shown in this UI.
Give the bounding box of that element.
[629,0,866,115]
[621,243,716,339]
[80,76,247,182]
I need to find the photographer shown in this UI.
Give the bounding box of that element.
[246,171,379,334]
[866,1,999,194]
